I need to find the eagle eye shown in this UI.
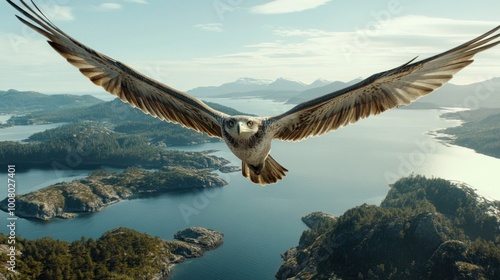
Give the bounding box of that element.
[247,121,253,127]
[228,120,235,127]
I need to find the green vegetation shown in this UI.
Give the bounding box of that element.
[0,122,230,169]
[382,176,500,241]
[440,108,500,158]
[278,175,500,280]
[0,227,217,280]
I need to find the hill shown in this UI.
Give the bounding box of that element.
[439,108,500,158]
[277,175,500,280]
[417,78,500,108]
[0,89,103,114]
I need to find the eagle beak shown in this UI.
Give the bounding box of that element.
[237,121,252,135]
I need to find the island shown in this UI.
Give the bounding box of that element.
[0,226,223,280]
[277,175,500,280]
[0,167,227,221]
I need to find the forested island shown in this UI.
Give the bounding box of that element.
[277,176,500,280]
[0,227,223,279]
[0,167,226,220]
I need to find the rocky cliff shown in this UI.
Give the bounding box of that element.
[277,176,500,280]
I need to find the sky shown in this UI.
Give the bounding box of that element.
[1,0,500,95]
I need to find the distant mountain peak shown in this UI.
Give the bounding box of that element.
[308,78,332,88]
[313,78,331,83]
[272,77,306,85]
[234,77,272,85]
[266,77,307,91]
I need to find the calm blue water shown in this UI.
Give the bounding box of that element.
[1,100,500,280]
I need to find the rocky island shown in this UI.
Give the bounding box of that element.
[174,227,224,252]
[0,167,227,221]
[0,226,223,279]
[277,176,500,280]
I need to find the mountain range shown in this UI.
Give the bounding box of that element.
[186,77,333,99]
[187,76,500,108]
[2,76,499,116]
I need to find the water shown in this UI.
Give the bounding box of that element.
[1,100,500,279]
[0,122,64,142]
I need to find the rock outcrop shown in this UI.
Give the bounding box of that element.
[174,227,224,251]
[301,211,337,229]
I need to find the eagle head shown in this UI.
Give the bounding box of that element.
[224,116,261,140]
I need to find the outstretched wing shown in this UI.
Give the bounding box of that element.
[7,0,228,138]
[267,25,500,142]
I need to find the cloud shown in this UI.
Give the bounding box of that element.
[124,0,148,4]
[97,3,123,11]
[1,15,498,92]
[273,28,331,37]
[250,0,330,14]
[39,5,74,21]
[194,23,223,32]
[173,16,500,87]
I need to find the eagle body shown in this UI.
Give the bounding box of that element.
[220,116,288,184]
[7,0,500,185]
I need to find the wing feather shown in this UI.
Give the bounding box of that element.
[8,0,227,138]
[267,25,500,142]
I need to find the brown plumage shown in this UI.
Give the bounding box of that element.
[7,0,500,185]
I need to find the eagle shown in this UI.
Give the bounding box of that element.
[7,0,500,185]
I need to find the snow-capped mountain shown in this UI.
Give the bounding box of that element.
[233,77,273,86]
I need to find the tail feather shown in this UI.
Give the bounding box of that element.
[242,155,288,185]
